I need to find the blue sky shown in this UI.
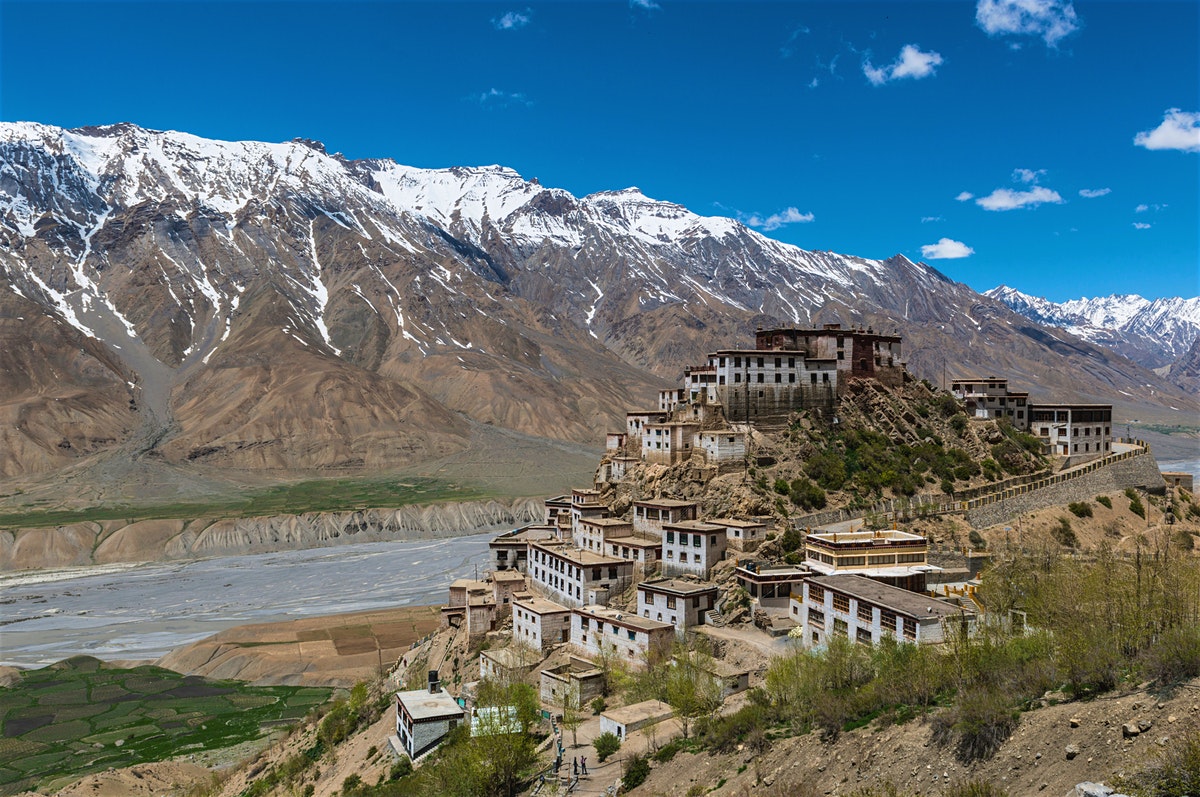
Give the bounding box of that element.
[1,0,1196,302]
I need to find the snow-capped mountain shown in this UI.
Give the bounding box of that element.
[986,286,1200,370]
[0,122,1194,484]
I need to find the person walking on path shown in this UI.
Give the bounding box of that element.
[573,757,579,777]
[581,756,588,775]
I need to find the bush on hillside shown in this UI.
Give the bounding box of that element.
[1096,495,1113,509]
[1052,517,1078,548]
[1068,501,1093,518]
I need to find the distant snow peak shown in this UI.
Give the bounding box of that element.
[987,285,1200,365]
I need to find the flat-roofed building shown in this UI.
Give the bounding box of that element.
[490,570,526,619]
[950,376,1030,427]
[600,699,674,742]
[491,525,559,573]
[642,421,701,465]
[394,673,465,760]
[527,540,634,608]
[626,410,668,441]
[603,533,662,576]
[696,429,747,465]
[735,561,810,608]
[571,606,674,668]
[1028,404,1113,462]
[804,528,938,592]
[540,656,605,705]
[576,517,634,553]
[711,518,767,553]
[544,495,573,536]
[662,520,727,578]
[794,574,975,649]
[569,488,610,537]
[632,498,698,537]
[513,595,573,652]
[479,645,542,683]
[637,578,718,636]
[599,455,641,484]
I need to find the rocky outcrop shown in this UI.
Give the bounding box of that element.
[0,497,544,571]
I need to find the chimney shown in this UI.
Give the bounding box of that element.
[428,670,440,694]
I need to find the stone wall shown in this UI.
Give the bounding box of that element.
[965,449,1164,529]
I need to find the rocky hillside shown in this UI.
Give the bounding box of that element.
[1,123,1194,497]
[600,379,1047,529]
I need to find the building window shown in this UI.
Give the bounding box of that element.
[808,608,825,626]
[667,596,676,609]
[775,373,782,383]
[833,618,848,636]
[857,602,873,622]
[809,584,824,603]
[757,357,764,368]
[833,593,850,613]
[856,627,873,645]
[734,373,741,383]
[666,531,674,543]
[757,373,764,383]
[903,618,917,640]
[811,373,817,384]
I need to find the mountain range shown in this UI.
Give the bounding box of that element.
[986,286,1200,387]
[0,122,1195,496]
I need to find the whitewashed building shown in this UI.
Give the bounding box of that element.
[527,541,633,608]
[570,606,674,669]
[632,498,698,537]
[661,520,727,578]
[1028,404,1113,461]
[513,595,573,652]
[575,516,633,553]
[711,518,767,553]
[637,578,718,636]
[394,673,465,760]
[794,574,975,649]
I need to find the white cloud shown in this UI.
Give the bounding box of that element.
[921,216,944,223]
[473,88,532,108]
[1078,188,1111,198]
[492,9,531,30]
[780,25,810,59]
[955,191,975,202]
[630,0,660,10]
[975,0,1079,47]
[976,186,1064,211]
[742,207,815,231]
[921,238,975,259]
[807,77,820,89]
[1133,109,1200,153]
[1133,222,1152,230]
[1012,167,1046,184]
[863,44,943,86]
[1135,204,1149,213]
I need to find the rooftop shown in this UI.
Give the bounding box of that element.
[606,534,662,548]
[662,520,723,533]
[808,574,975,621]
[638,578,718,596]
[491,525,559,544]
[395,688,464,721]
[575,605,673,633]
[531,541,627,566]
[481,646,542,669]
[807,529,925,548]
[708,518,767,529]
[514,595,572,615]
[634,498,698,510]
[579,517,634,528]
[601,699,674,726]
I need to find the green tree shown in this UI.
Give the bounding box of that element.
[665,646,724,739]
[593,731,621,762]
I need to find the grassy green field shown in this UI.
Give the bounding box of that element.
[0,656,331,795]
[0,475,491,530]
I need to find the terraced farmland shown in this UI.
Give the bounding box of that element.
[0,656,330,794]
